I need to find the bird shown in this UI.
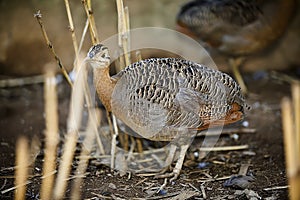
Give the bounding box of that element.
[87,44,247,181]
[176,0,296,94]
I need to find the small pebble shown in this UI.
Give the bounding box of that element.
[193,151,199,158]
[159,189,167,195]
[108,183,117,190]
[197,162,210,169]
[231,133,239,141]
[242,151,256,156]
[242,121,249,127]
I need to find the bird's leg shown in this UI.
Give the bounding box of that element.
[170,144,189,182]
[229,57,247,94]
[155,130,196,181]
[155,144,189,181]
[156,144,177,174]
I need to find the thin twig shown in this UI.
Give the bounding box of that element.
[200,184,207,199]
[1,181,32,195]
[78,19,89,53]
[199,145,249,152]
[64,0,80,73]
[199,128,256,137]
[263,185,289,191]
[34,10,73,87]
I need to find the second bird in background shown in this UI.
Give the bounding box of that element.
[176,0,296,94]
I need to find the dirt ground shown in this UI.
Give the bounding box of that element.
[0,69,299,200]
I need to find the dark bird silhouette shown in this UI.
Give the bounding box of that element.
[177,0,296,93]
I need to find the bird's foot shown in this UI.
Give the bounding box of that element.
[154,168,180,182]
[154,144,189,182]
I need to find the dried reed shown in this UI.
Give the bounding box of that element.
[40,69,59,199]
[281,82,300,200]
[82,0,99,44]
[291,81,300,162]
[14,137,29,200]
[71,109,101,200]
[64,0,80,73]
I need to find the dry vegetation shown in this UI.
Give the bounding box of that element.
[0,0,299,199]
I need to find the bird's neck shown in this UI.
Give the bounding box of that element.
[93,67,115,112]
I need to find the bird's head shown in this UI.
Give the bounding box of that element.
[86,44,111,69]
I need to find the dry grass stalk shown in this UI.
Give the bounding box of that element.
[40,70,59,199]
[116,1,145,154]
[200,127,256,137]
[116,0,130,151]
[52,132,78,200]
[14,136,29,200]
[78,19,89,53]
[71,109,101,200]
[52,66,88,199]
[64,0,80,73]
[82,0,99,45]
[291,81,300,162]
[34,11,73,87]
[116,0,131,69]
[281,97,300,200]
[123,6,131,66]
[53,58,90,199]
[199,144,249,152]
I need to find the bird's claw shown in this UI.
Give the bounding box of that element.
[154,169,180,182]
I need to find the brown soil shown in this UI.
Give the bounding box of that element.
[0,70,299,199]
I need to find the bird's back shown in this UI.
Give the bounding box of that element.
[111,58,245,141]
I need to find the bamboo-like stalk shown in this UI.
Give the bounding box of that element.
[71,109,101,200]
[52,132,78,200]
[52,61,86,199]
[116,0,135,151]
[123,6,131,66]
[82,0,99,45]
[281,97,299,200]
[40,69,59,199]
[34,11,73,88]
[116,0,131,69]
[53,61,87,199]
[64,0,80,73]
[291,81,300,162]
[14,137,29,200]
